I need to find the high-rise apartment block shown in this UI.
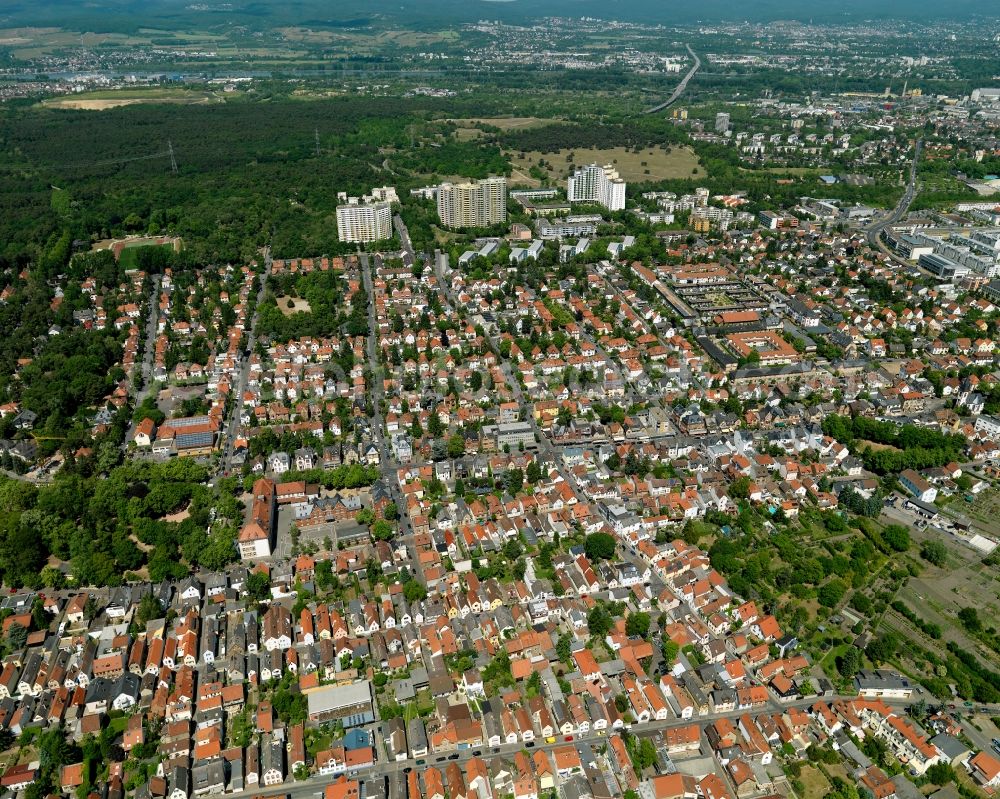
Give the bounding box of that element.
[437,177,508,229]
[336,200,393,243]
[715,112,730,133]
[567,164,626,211]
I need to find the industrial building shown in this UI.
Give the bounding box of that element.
[306,681,375,726]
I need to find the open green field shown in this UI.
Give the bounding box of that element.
[452,117,552,141]
[507,144,703,183]
[797,765,831,799]
[117,241,178,269]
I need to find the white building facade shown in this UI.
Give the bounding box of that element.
[336,201,393,243]
[567,163,626,211]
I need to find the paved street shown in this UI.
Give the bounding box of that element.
[216,692,921,799]
[215,248,271,480]
[360,246,423,583]
[122,274,162,447]
[865,138,923,258]
[393,214,416,267]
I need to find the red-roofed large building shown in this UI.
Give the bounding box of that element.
[639,773,698,799]
[325,777,361,799]
[239,478,276,560]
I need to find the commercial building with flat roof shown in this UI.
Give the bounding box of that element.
[492,422,536,450]
[306,681,375,726]
[854,669,915,699]
[918,252,969,282]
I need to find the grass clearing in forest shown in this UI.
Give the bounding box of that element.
[451,117,550,140]
[40,88,228,110]
[507,144,703,182]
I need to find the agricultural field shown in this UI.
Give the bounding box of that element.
[964,486,1000,539]
[277,26,458,51]
[0,25,227,58]
[507,144,704,183]
[893,530,1000,671]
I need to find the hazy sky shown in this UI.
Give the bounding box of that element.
[4,0,1000,30]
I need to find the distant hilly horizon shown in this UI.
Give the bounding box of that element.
[1,0,999,33]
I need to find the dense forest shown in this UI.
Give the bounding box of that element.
[0,94,521,265]
[391,140,510,181]
[500,121,688,154]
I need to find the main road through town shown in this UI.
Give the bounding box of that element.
[218,693,925,799]
[216,247,271,479]
[864,139,923,256]
[360,244,425,585]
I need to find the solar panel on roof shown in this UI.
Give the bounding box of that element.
[176,431,214,448]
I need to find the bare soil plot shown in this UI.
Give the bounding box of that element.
[44,98,155,110]
[276,296,312,315]
[164,505,192,523]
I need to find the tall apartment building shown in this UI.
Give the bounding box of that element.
[566,163,626,211]
[437,177,508,229]
[336,200,393,243]
[715,112,731,133]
